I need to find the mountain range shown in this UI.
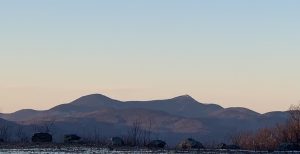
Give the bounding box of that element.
[0,94,289,145]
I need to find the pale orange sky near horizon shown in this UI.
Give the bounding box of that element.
[1,1,300,113]
[0,86,297,114]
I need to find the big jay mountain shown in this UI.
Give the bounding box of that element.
[0,94,289,145]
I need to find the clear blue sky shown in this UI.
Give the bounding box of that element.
[0,0,299,113]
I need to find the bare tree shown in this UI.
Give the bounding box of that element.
[92,126,106,144]
[252,127,278,151]
[16,125,29,143]
[44,121,55,134]
[124,118,155,147]
[288,104,300,143]
[231,131,255,150]
[0,123,10,142]
[32,118,56,134]
[231,103,300,151]
[141,119,153,146]
[126,119,143,146]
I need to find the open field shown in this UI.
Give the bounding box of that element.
[0,148,299,154]
[0,144,299,154]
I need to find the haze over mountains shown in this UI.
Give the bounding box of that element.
[0,94,289,144]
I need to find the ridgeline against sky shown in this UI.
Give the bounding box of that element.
[0,1,299,113]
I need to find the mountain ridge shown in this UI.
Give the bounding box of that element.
[0,93,289,144]
[3,93,281,115]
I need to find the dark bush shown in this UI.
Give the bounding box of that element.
[109,137,125,147]
[64,134,81,143]
[147,140,166,148]
[177,138,204,150]
[32,133,52,143]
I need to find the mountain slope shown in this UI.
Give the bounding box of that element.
[0,94,289,143]
[50,94,223,117]
[123,95,223,118]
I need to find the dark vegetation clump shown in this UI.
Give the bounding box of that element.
[147,140,166,149]
[32,133,52,143]
[109,137,124,147]
[176,138,204,150]
[64,134,81,143]
[217,143,240,150]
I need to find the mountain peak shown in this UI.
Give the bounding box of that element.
[82,93,110,98]
[78,93,115,101]
[172,95,198,103]
[70,93,119,105]
[176,94,192,98]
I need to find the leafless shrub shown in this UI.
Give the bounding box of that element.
[124,118,154,147]
[16,125,29,143]
[32,118,56,134]
[231,131,255,150]
[0,123,10,142]
[141,119,153,146]
[125,119,143,146]
[253,128,278,151]
[232,103,300,151]
[79,126,107,145]
[286,104,300,143]
[91,126,106,145]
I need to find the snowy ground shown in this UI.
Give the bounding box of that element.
[0,148,299,154]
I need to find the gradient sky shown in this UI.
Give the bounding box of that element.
[0,0,299,113]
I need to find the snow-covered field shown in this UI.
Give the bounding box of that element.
[0,148,160,154]
[0,148,298,154]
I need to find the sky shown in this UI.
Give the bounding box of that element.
[0,0,299,113]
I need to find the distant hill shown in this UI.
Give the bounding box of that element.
[0,94,289,144]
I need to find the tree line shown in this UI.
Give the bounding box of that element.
[0,118,157,147]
